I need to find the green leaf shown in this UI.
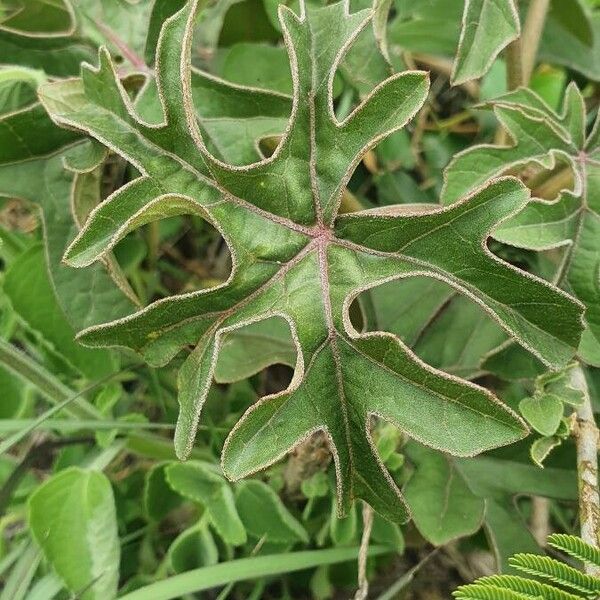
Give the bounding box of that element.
[168,522,219,573]
[480,499,542,574]
[221,43,293,94]
[144,462,182,521]
[4,244,116,378]
[457,454,577,501]
[0,65,45,114]
[0,102,136,330]
[443,84,597,366]
[530,435,563,468]
[539,0,599,81]
[165,462,246,546]
[235,479,308,544]
[330,497,357,545]
[39,0,583,524]
[519,393,564,436]
[73,0,153,63]
[451,0,520,85]
[456,452,577,569]
[404,443,484,545]
[0,0,75,36]
[368,277,454,347]
[118,545,388,600]
[371,513,405,553]
[0,1,94,77]
[0,364,31,419]
[28,467,120,600]
[135,66,292,166]
[300,471,329,499]
[387,1,462,57]
[214,317,295,383]
[413,295,506,379]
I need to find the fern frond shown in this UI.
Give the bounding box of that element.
[471,574,586,600]
[548,534,600,569]
[453,582,541,599]
[509,554,600,597]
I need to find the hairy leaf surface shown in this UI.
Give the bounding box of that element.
[452,0,520,85]
[443,85,600,365]
[40,0,584,522]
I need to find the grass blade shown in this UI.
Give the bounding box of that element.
[119,546,388,600]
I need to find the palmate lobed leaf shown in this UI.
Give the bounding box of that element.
[443,84,600,366]
[39,0,583,522]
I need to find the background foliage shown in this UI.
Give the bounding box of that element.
[0,0,599,599]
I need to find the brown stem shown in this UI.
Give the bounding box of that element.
[505,36,524,91]
[571,365,600,572]
[354,503,374,600]
[530,165,574,199]
[521,0,551,84]
[530,496,550,546]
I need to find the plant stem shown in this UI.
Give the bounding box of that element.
[500,0,550,144]
[354,503,374,600]
[530,496,550,546]
[505,36,524,90]
[571,365,600,569]
[530,165,574,199]
[521,0,551,84]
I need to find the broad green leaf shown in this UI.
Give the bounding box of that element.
[451,0,520,85]
[39,0,583,523]
[73,0,154,63]
[0,65,45,114]
[222,43,293,94]
[168,522,218,573]
[0,364,31,419]
[0,0,74,36]
[136,68,291,166]
[457,451,577,570]
[337,0,392,98]
[519,393,563,436]
[530,435,563,468]
[456,453,577,501]
[443,84,599,366]
[0,102,136,330]
[144,462,182,521]
[4,244,116,378]
[367,277,454,347]
[539,0,600,81]
[235,479,308,544]
[482,341,546,381]
[0,1,94,77]
[215,317,295,383]
[403,443,484,545]
[330,497,357,545]
[165,462,246,546]
[387,0,462,56]
[28,467,120,600]
[413,295,506,379]
[484,499,541,572]
[300,471,329,498]
[371,513,404,553]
